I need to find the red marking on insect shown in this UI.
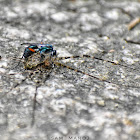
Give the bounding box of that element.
[28,48,36,52]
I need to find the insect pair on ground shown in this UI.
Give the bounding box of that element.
[6,41,139,126]
[15,41,127,84]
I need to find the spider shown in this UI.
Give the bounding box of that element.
[5,42,139,126]
[19,42,126,83]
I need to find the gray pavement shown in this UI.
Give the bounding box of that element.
[0,0,140,140]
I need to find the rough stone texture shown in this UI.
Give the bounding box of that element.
[0,0,140,140]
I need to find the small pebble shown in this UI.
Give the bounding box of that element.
[51,12,69,23]
[97,100,105,106]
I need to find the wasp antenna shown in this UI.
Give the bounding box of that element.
[21,43,30,45]
[21,43,38,45]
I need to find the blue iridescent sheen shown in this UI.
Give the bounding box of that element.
[38,44,56,56]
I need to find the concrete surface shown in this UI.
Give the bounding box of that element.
[0,0,140,140]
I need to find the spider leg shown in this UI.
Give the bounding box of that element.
[14,56,24,68]
[124,39,140,45]
[55,55,134,69]
[54,61,140,88]
[54,61,112,84]
[31,86,38,127]
[0,70,31,99]
[30,68,53,126]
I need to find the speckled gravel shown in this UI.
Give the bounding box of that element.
[0,0,140,140]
